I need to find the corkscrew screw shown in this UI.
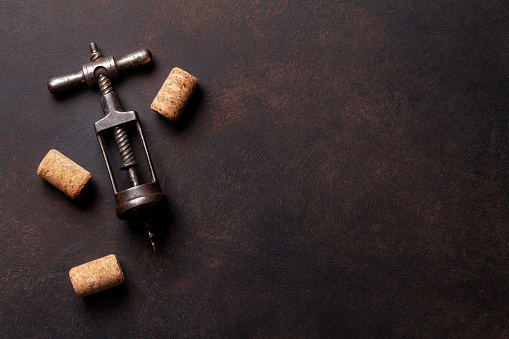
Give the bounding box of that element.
[48,43,167,250]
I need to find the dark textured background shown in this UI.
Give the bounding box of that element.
[1,1,509,337]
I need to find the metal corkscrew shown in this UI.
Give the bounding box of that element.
[48,43,167,250]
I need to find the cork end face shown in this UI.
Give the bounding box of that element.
[37,149,57,177]
[109,254,125,284]
[151,67,199,122]
[36,162,43,177]
[171,67,200,86]
[69,267,87,298]
[69,171,93,199]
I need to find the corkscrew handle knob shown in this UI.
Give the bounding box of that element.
[47,49,152,93]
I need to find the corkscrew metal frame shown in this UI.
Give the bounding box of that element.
[48,43,167,249]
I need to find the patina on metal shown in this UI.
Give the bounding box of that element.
[48,43,167,250]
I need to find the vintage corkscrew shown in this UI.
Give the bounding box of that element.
[48,43,167,250]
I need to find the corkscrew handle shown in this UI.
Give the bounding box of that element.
[47,48,152,93]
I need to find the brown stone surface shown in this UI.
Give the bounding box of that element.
[69,254,124,297]
[37,149,92,199]
[151,67,199,122]
[2,1,509,337]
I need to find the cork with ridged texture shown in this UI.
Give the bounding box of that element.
[37,149,92,199]
[150,67,199,122]
[69,254,125,297]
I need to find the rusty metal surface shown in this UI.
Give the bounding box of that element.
[1,1,509,337]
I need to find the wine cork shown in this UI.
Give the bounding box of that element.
[69,254,125,297]
[37,149,92,199]
[150,67,199,122]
